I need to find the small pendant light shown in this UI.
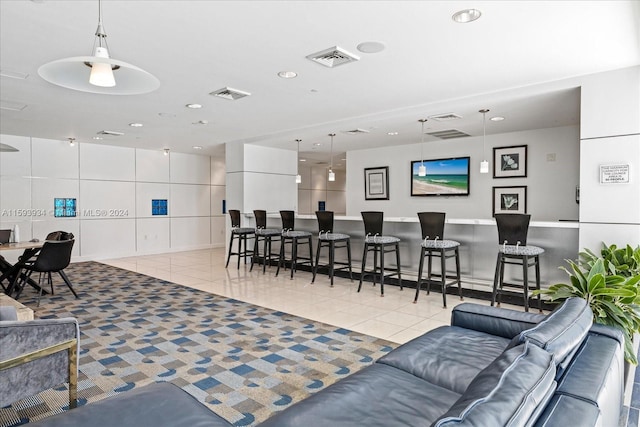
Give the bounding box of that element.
[295,139,302,184]
[479,109,490,174]
[418,119,427,177]
[328,133,336,182]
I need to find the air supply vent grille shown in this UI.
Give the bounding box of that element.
[426,129,470,140]
[428,113,462,121]
[343,128,369,135]
[209,87,251,100]
[97,130,124,136]
[306,46,360,68]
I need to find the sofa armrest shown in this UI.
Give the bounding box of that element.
[0,317,79,408]
[451,303,545,339]
[25,382,234,427]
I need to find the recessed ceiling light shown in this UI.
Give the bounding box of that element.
[92,136,103,140]
[341,158,346,161]
[186,103,202,109]
[313,143,322,146]
[356,41,385,54]
[490,116,505,121]
[452,9,481,23]
[299,159,306,162]
[193,146,203,150]
[277,71,297,79]
[129,122,143,127]
[387,132,399,136]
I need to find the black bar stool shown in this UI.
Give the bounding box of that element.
[250,210,281,274]
[413,212,462,308]
[276,211,314,279]
[312,211,353,287]
[358,211,402,297]
[491,214,544,312]
[225,209,255,269]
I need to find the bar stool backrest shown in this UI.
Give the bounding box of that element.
[495,213,531,246]
[229,210,241,228]
[32,240,74,273]
[418,212,446,240]
[280,210,295,230]
[45,230,75,241]
[315,211,334,233]
[254,210,268,228]
[361,211,384,235]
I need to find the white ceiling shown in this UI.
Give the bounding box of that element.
[1,1,638,163]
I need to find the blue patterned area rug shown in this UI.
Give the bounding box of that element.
[0,262,395,426]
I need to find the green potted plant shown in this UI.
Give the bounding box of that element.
[535,244,640,365]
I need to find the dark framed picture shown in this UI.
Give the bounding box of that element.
[493,186,527,216]
[364,166,389,200]
[493,145,527,178]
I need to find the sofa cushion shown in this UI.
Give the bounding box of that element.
[515,297,592,371]
[260,363,461,427]
[432,342,556,427]
[378,326,510,394]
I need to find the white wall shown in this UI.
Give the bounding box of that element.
[346,126,580,221]
[297,164,346,215]
[578,66,640,251]
[0,135,226,261]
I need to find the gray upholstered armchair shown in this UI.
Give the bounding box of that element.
[0,306,79,409]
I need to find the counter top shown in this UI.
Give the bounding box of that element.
[258,214,580,229]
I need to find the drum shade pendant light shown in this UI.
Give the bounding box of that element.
[479,109,490,173]
[328,133,336,182]
[417,119,427,177]
[295,139,302,184]
[38,0,159,95]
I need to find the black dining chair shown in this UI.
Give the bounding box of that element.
[413,212,462,308]
[358,211,402,297]
[225,210,255,269]
[312,211,353,287]
[15,239,76,306]
[491,214,544,312]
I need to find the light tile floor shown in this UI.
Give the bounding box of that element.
[102,248,528,345]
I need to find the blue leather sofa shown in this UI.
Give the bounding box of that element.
[25,298,624,427]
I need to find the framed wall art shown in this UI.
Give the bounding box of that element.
[493,145,527,178]
[493,186,527,216]
[364,166,389,200]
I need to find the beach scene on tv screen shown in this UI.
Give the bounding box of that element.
[412,158,469,195]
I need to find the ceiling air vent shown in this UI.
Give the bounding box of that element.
[428,113,462,121]
[343,128,370,135]
[97,130,124,136]
[426,129,470,140]
[306,46,360,68]
[0,100,27,111]
[209,87,251,100]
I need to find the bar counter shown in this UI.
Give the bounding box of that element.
[245,214,579,292]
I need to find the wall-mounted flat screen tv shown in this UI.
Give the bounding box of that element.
[411,157,470,196]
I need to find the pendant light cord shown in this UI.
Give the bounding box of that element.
[329,133,335,170]
[420,119,426,165]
